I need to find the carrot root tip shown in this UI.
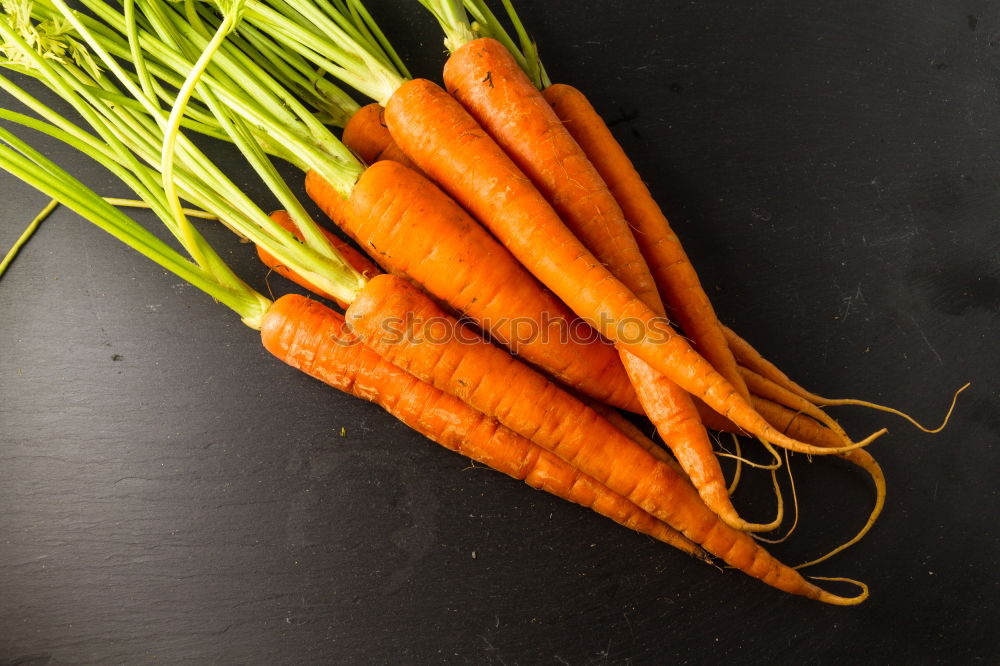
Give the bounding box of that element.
[810,576,870,605]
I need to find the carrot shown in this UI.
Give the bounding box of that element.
[7,1,866,602]
[542,82,749,402]
[128,2,646,414]
[623,352,781,531]
[257,210,380,308]
[258,208,696,499]
[458,0,749,402]
[342,102,421,172]
[262,292,707,559]
[438,35,777,530]
[262,207,682,481]
[343,274,866,604]
[697,369,888,454]
[93,0,644,414]
[338,111,654,420]
[304,159,642,413]
[1,11,707,571]
[444,40,662,315]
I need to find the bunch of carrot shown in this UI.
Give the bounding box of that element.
[0,0,963,604]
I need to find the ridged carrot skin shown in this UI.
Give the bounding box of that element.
[344,274,863,603]
[305,159,641,413]
[342,103,421,171]
[542,81,750,402]
[586,399,677,469]
[383,77,845,457]
[338,101,726,452]
[444,39,661,312]
[260,293,704,557]
[439,38,759,528]
[256,210,380,309]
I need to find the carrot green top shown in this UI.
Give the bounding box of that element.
[0,0,369,320]
[24,0,411,192]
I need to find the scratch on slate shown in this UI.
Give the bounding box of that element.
[841,283,865,322]
[909,315,943,365]
[623,609,637,640]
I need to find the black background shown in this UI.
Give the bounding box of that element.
[2,1,999,663]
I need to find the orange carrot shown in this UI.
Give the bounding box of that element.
[257,210,380,308]
[383,74,867,457]
[340,114,655,426]
[444,41,662,314]
[440,37,772,529]
[622,353,781,530]
[305,160,641,413]
[343,274,866,603]
[260,209,685,480]
[261,293,705,558]
[543,82,750,402]
[342,102,421,172]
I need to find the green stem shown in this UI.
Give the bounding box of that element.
[241,0,404,104]
[229,17,360,126]
[159,7,237,278]
[342,0,411,79]
[417,0,475,52]
[103,198,218,219]
[0,198,58,280]
[1,2,375,321]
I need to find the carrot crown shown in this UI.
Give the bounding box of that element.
[461,0,549,89]
[416,0,475,53]
[416,0,548,88]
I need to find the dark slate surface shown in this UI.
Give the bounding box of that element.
[2,1,998,663]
